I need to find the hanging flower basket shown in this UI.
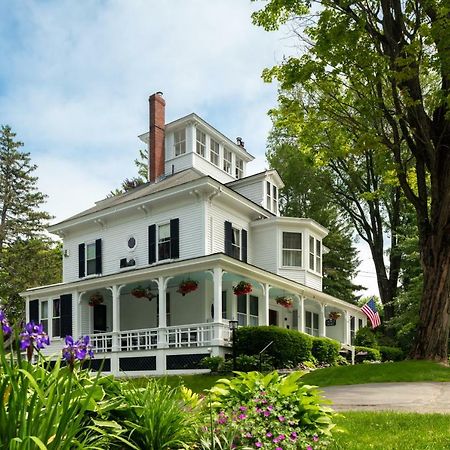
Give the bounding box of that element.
[276,296,294,308]
[328,311,342,320]
[233,281,252,296]
[89,292,103,307]
[177,279,199,296]
[131,286,154,301]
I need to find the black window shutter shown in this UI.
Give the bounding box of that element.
[78,243,85,278]
[241,229,248,263]
[95,239,102,274]
[170,218,180,259]
[224,221,232,256]
[29,299,39,323]
[60,294,72,338]
[148,225,156,264]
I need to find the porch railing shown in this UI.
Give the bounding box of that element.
[90,322,232,353]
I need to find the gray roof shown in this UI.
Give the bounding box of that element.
[50,169,205,228]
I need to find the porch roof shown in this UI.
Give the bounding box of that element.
[22,253,363,315]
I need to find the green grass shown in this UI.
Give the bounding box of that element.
[301,360,450,387]
[330,411,450,449]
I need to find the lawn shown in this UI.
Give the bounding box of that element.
[330,411,450,449]
[301,360,450,387]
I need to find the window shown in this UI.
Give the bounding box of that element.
[282,232,302,267]
[272,184,278,212]
[210,138,219,166]
[196,129,206,156]
[223,148,232,173]
[266,181,278,213]
[174,129,186,156]
[249,295,259,326]
[231,227,241,259]
[52,298,61,337]
[158,223,171,261]
[305,311,319,337]
[235,158,243,179]
[222,291,227,319]
[358,318,363,329]
[309,236,322,273]
[86,243,97,276]
[128,236,136,250]
[350,316,355,344]
[237,294,247,326]
[41,300,48,333]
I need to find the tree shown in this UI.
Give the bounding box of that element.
[267,140,363,301]
[253,0,450,361]
[0,126,58,320]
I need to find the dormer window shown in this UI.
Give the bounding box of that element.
[174,129,186,156]
[223,148,232,174]
[235,158,243,179]
[196,129,206,157]
[210,138,219,166]
[309,236,322,273]
[266,181,278,213]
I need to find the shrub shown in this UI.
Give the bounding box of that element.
[355,346,381,362]
[311,337,341,365]
[379,346,405,362]
[199,355,224,372]
[203,371,336,449]
[354,326,378,348]
[235,326,313,368]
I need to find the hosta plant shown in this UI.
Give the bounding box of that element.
[205,371,336,449]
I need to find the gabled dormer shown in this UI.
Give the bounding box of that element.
[226,170,284,216]
[138,92,254,184]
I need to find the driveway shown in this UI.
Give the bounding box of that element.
[321,382,450,413]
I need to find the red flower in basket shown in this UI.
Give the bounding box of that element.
[177,279,199,296]
[276,296,294,309]
[89,292,103,307]
[233,281,252,296]
[131,286,154,300]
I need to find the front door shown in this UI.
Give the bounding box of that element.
[93,304,107,333]
[269,309,278,326]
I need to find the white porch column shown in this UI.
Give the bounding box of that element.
[261,283,270,326]
[319,303,326,337]
[344,311,351,345]
[156,276,172,348]
[107,284,124,352]
[212,266,223,344]
[297,295,305,333]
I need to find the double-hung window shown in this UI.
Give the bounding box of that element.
[78,239,102,278]
[40,300,48,333]
[231,227,241,259]
[235,158,243,179]
[266,181,278,213]
[237,294,247,326]
[305,311,319,337]
[158,223,171,261]
[196,129,206,157]
[249,295,259,326]
[174,129,186,156]
[350,316,355,344]
[52,298,61,337]
[282,232,302,267]
[223,148,232,174]
[86,243,97,276]
[210,138,219,166]
[309,236,322,273]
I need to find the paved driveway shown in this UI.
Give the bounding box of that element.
[321,382,450,413]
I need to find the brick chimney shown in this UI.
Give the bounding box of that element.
[148,91,166,182]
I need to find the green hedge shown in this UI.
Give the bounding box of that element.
[311,337,341,364]
[379,346,405,362]
[355,346,381,362]
[235,326,313,368]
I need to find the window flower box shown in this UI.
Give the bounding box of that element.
[328,311,342,320]
[233,281,252,296]
[131,286,154,301]
[275,296,294,308]
[177,279,199,296]
[89,292,103,307]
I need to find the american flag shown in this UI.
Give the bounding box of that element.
[361,297,381,328]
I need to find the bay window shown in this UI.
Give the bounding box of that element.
[282,232,302,267]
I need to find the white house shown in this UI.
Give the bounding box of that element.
[23,92,366,376]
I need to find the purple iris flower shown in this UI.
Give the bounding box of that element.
[0,310,11,336]
[62,335,94,365]
[20,322,50,351]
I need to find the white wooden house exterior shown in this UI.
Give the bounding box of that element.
[23,92,366,376]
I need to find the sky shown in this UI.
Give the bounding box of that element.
[0,0,378,296]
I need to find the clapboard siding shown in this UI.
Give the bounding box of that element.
[231,181,264,208]
[250,225,278,273]
[62,200,204,283]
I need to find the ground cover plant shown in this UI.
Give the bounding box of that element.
[330,412,450,449]
[301,361,450,387]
